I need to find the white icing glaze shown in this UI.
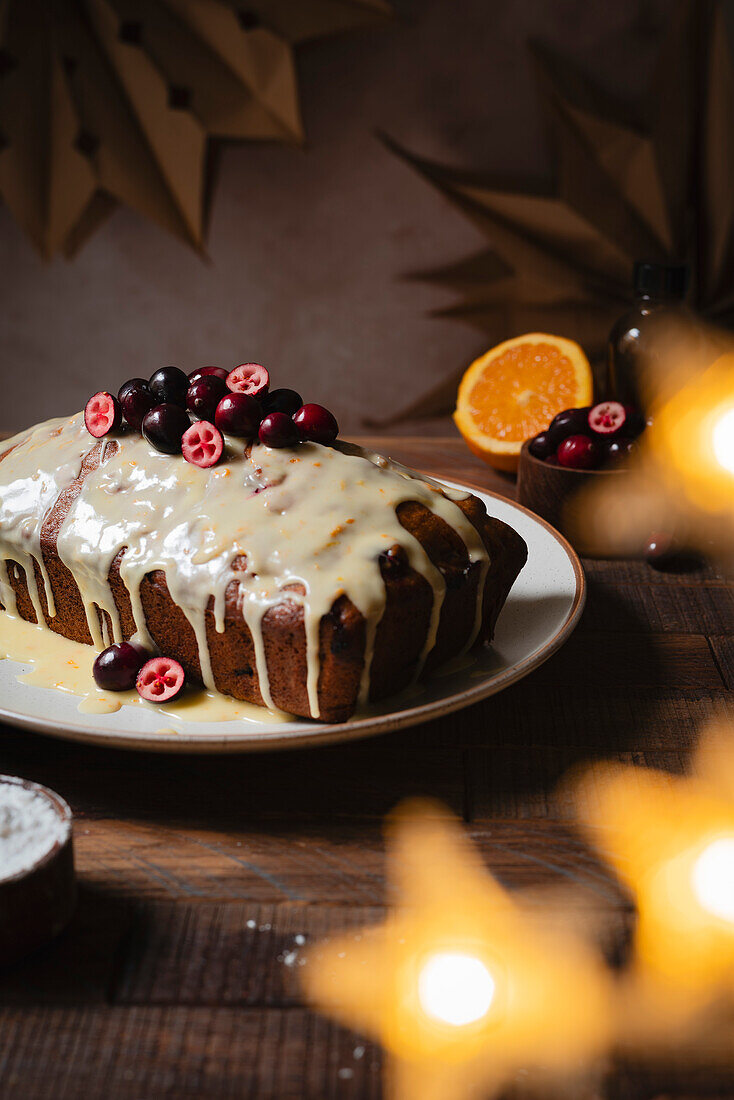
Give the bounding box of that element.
[0,416,490,718]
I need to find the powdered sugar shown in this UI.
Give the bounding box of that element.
[0,777,70,882]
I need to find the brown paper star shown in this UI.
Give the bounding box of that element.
[0,0,390,257]
[382,0,734,423]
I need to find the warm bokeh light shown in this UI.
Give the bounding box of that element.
[692,836,734,923]
[712,407,734,476]
[570,714,734,1048]
[570,338,734,567]
[301,800,611,1100]
[418,952,496,1027]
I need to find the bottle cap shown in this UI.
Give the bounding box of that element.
[633,260,689,298]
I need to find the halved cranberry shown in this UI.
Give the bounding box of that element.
[528,431,555,459]
[263,388,303,417]
[182,420,224,467]
[119,380,156,429]
[149,365,189,406]
[557,434,601,469]
[293,403,339,445]
[227,362,270,398]
[85,392,121,438]
[188,365,229,385]
[93,641,147,691]
[215,392,262,437]
[186,376,228,420]
[258,411,298,448]
[142,403,190,453]
[588,401,626,436]
[136,657,185,702]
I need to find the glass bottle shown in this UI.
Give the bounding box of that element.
[607,260,689,412]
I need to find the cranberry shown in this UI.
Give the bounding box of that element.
[557,434,601,469]
[186,376,228,420]
[258,411,299,448]
[93,641,147,691]
[182,421,224,468]
[215,393,262,437]
[621,406,647,438]
[118,377,149,404]
[84,392,121,438]
[142,403,191,453]
[528,431,555,459]
[149,365,189,406]
[549,407,591,443]
[188,366,229,385]
[226,363,270,398]
[293,403,339,445]
[588,401,626,437]
[263,388,303,417]
[136,656,186,702]
[607,437,635,462]
[119,379,156,429]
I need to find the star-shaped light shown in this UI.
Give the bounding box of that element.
[571,715,734,1038]
[302,800,611,1100]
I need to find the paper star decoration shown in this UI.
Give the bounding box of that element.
[302,800,611,1100]
[0,0,390,257]
[572,714,734,1041]
[381,0,734,423]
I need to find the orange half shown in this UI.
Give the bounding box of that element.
[453,333,593,471]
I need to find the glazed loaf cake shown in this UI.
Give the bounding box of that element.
[0,415,527,721]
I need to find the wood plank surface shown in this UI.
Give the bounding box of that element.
[0,437,732,1100]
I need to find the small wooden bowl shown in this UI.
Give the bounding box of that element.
[516,440,627,557]
[0,776,76,965]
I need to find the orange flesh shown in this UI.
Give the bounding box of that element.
[467,342,578,442]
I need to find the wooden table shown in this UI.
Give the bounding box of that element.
[1,437,732,1099]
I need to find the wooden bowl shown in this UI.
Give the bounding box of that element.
[516,440,627,557]
[0,775,76,965]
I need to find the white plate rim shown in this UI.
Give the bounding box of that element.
[0,479,585,753]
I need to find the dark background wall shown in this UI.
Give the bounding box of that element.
[0,0,667,435]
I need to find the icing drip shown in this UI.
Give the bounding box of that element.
[0,416,491,718]
[0,417,95,624]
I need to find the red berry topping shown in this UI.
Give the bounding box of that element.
[588,401,626,436]
[263,388,303,416]
[181,421,224,468]
[557,434,601,469]
[186,376,228,420]
[258,411,299,448]
[136,657,185,703]
[142,403,191,454]
[227,362,270,398]
[149,366,189,407]
[93,642,147,691]
[119,379,155,429]
[85,391,121,438]
[215,393,262,437]
[621,405,647,438]
[293,403,339,445]
[188,366,229,385]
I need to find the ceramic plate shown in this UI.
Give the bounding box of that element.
[0,480,584,752]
